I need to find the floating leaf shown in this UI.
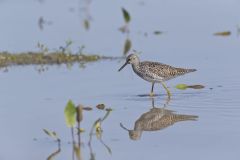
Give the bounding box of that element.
[214,31,231,36]
[187,85,205,89]
[83,19,90,30]
[175,84,188,90]
[123,38,132,55]
[83,107,93,111]
[153,31,163,35]
[76,104,83,123]
[176,84,205,90]
[96,104,105,110]
[43,128,58,140]
[121,8,131,23]
[64,100,77,127]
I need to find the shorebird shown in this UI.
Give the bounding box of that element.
[120,98,198,140]
[118,54,196,97]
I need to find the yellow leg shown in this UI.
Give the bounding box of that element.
[161,82,171,98]
[150,82,155,97]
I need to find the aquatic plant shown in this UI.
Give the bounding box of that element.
[42,100,112,160]
[175,84,205,90]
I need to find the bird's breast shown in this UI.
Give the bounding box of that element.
[132,65,162,82]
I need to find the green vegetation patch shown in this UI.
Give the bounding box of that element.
[0,51,113,68]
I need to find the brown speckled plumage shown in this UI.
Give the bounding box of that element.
[118,54,197,97]
[127,107,198,140]
[134,61,196,82]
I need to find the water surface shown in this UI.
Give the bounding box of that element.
[0,0,240,160]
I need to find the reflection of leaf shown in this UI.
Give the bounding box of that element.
[83,19,90,30]
[64,100,76,127]
[123,38,132,55]
[176,84,205,90]
[187,85,205,89]
[214,31,231,36]
[47,148,61,160]
[121,8,131,23]
[43,129,58,140]
[74,144,82,160]
[153,31,163,35]
[96,104,105,110]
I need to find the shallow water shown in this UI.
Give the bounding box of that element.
[0,0,240,160]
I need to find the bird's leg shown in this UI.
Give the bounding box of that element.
[163,97,171,108]
[161,82,171,98]
[150,97,155,108]
[150,82,155,97]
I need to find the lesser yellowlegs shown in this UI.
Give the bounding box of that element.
[118,54,196,97]
[120,98,198,140]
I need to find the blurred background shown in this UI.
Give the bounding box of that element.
[0,0,240,160]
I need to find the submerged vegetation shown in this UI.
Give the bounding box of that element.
[43,100,113,160]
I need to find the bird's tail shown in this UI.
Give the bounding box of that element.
[173,114,199,122]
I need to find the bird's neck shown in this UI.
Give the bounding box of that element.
[131,62,140,70]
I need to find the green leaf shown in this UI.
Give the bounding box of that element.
[121,8,131,23]
[175,84,188,90]
[43,128,58,140]
[64,100,77,127]
[123,38,132,55]
[176,84,205,90]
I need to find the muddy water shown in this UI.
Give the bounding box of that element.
[0,0,240,160]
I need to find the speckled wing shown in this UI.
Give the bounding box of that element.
[135,109,198,131]
[140,61,196,81]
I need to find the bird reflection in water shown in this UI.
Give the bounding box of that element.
[120,98,198,140]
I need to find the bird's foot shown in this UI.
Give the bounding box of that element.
[149,92,155,97]
[167,90,172,98]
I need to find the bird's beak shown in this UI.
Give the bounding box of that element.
[118,61,128,72]
[120,123,130,131]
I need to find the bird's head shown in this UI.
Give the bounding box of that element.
[118,54,140,71]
